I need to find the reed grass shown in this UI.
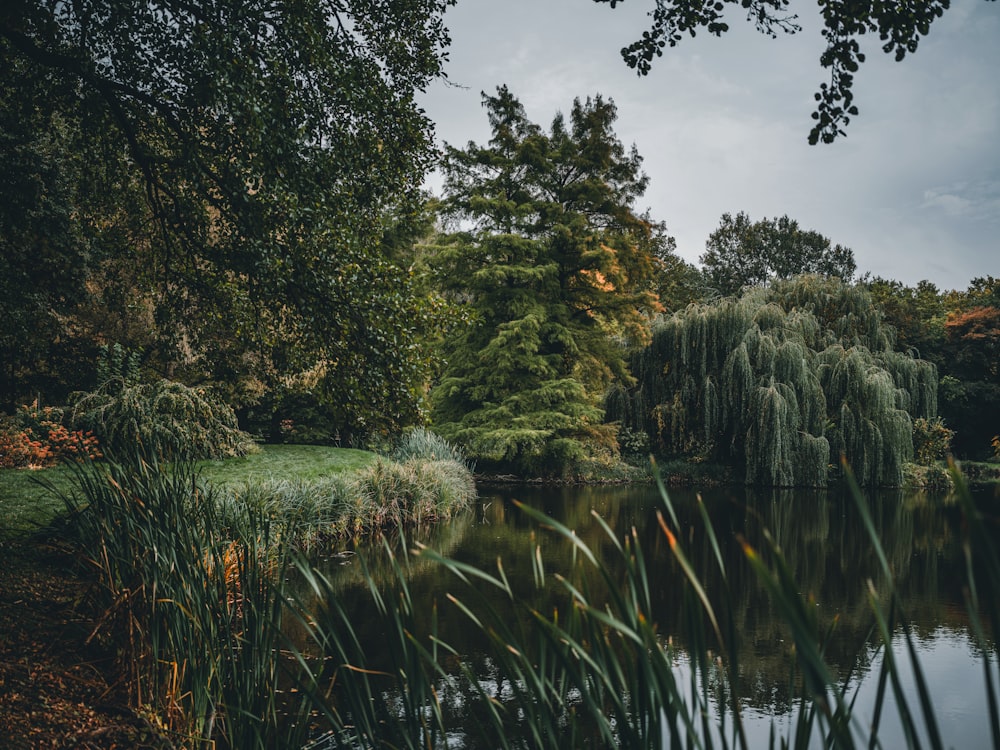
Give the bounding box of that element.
[291,459,999,749]
[212,449,476,551]
[48,439,998,748]
[49,445,307,748]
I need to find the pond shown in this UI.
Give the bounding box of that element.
[294,481,1000,748]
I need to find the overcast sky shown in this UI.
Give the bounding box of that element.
[419,0,999,291]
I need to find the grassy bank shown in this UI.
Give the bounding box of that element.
[0,444,377,539]
[30,432,476,746]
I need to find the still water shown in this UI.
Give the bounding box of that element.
[298,482,1000,748]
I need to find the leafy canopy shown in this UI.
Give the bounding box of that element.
[430,87,664,474]
[609,275,938,486]
[0,0,454,433]
[701,211,855,297]
[594,0,991,144]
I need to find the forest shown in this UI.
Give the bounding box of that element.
[1,1,997,488]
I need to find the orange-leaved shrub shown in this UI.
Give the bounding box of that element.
[0,402,101,469]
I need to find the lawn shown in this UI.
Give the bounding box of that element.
[0,444,377,539]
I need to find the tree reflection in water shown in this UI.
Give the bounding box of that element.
[296,482,995,748]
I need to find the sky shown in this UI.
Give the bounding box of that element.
[418,0,1000,291]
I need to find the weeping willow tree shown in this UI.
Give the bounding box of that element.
[608,275,938,486]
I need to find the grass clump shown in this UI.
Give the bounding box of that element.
[211,433,476,549]
[49,447,306,749]
[391,426,470,465]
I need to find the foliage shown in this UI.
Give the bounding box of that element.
[391,426,469,465]
[0,57,93,410]
[351,456,476,529]
[616,425,652,465]
[911,416,954,466]
[215,435,475,548]
[70,378,256,460]
[865,275,1000,459]
[1,444,378,540]
[50,448,307,748]
[0,0,454,433]
[0,402,101,469]
[608,275,937,486]
[47,434,473,746]
[701,211,856,297]
[594,0,981,144]
[647,235,711,312]
[430,87,664,475]
[939,284,1000,458]
[95,343,142,387]
[944,305,1000,381]
[864,276,946,363]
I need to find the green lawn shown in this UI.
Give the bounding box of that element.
[0,444,377,539]
[0,463,77,537]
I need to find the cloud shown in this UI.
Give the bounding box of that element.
[922,181,1000,223]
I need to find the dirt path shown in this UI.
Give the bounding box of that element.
[0,537,169,749]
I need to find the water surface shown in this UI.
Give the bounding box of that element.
[299,481,999,747]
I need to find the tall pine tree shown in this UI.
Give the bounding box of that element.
[430,87,664,475]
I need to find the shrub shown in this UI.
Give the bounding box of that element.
[616,425,652,465]
[0,426,49,468]
[0,402,101,468]
[71,378,256,460]
[912,416,955,465]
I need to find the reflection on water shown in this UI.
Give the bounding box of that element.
[301,482,997,747]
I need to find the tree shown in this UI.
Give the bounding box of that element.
[700,211,855,297]
[647,233,711,313]
[430,87,664,474]
[868,275,1000,460]
[939,304,1000,458]
[593,0,992,144]
[0,55,93,409]
[607,275,938,486]
[864,276,945,364]
[0,0,453,434]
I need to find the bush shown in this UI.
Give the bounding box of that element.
[71,378,257,460]
[0,402,101,469]
[903,462,954,491]
[912,416,955,466]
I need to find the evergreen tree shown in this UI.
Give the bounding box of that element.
[430,87,664,474]
[608,275,937,486]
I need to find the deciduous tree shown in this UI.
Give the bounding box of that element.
[0,0,453,433]
[594,0,992,143]
[608,275,937,486]
[700,211,855,297]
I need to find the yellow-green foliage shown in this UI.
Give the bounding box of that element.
[611,276,938,486]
